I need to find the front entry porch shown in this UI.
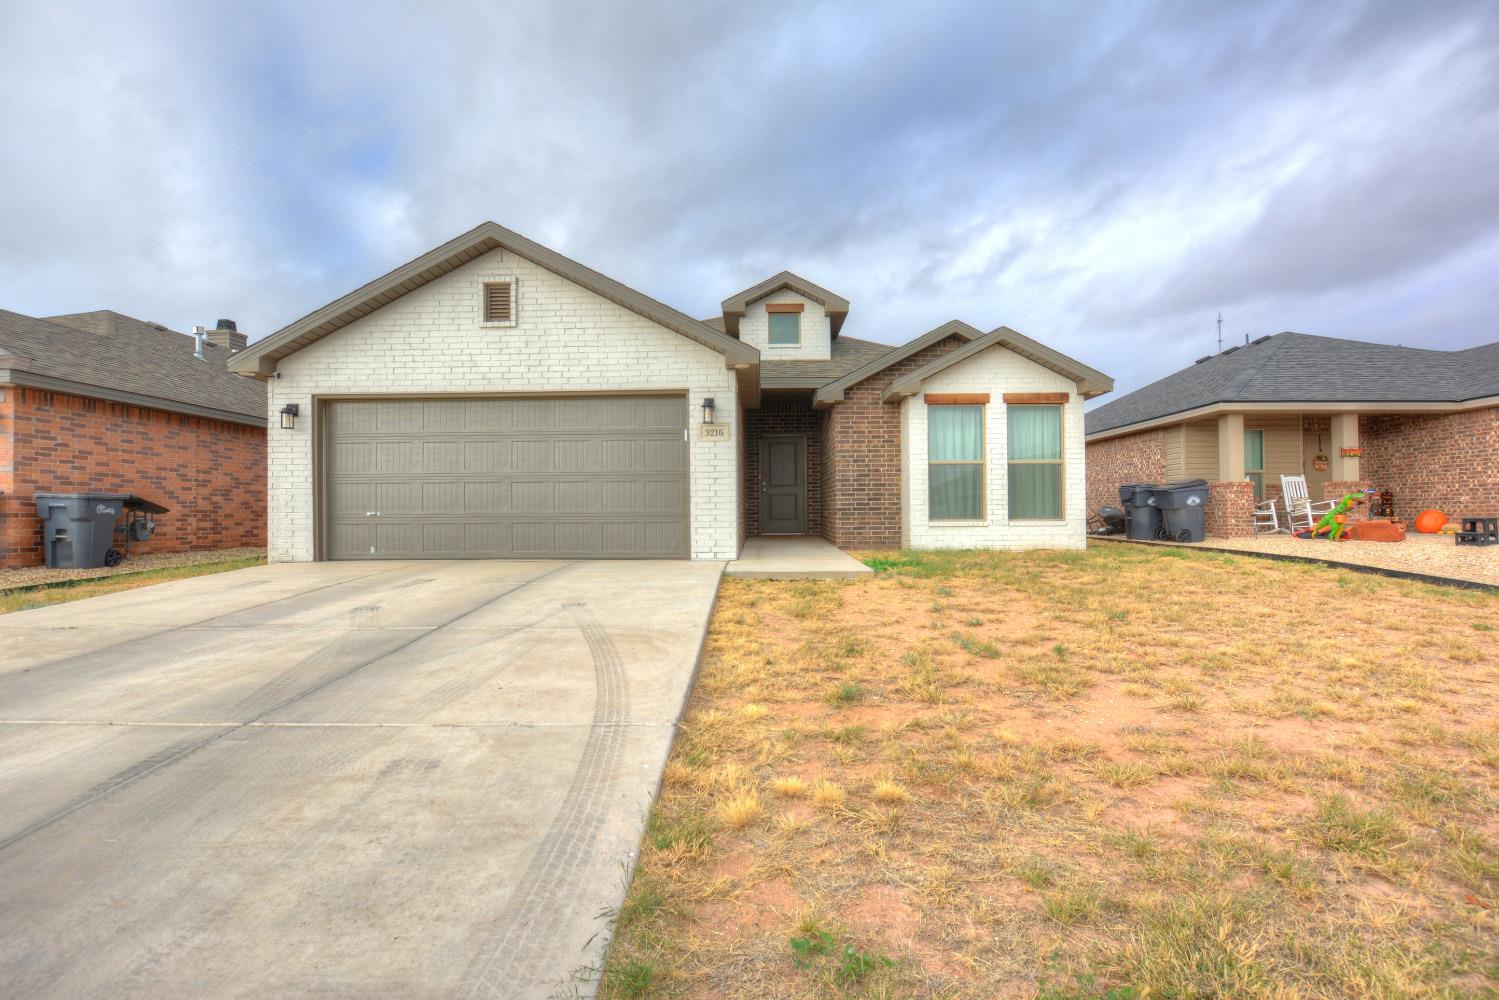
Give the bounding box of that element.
[742,392,825,538]
[726,535,873,580]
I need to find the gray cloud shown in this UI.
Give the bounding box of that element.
[1,0,1495,400]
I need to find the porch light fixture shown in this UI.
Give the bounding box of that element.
[279,403,300,430]
[701,397,716,424]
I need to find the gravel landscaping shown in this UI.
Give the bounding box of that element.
[1148,532,1499,588]
[0,547,267,592]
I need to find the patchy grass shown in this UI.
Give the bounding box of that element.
[0,554,266,614]
[601,543,1499,998]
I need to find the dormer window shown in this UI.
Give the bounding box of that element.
[767,303,803,345]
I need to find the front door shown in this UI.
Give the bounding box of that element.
[760,434,807,534]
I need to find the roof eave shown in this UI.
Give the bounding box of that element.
[878,326,1114,404]
[812,320,984,407]
[1084,394,1499,441]
[1,368,267,427]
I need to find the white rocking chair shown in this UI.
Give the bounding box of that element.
[1281,475,1335,532]
[1252,496,1283,533]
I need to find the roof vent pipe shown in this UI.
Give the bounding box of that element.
[192,325,207,360]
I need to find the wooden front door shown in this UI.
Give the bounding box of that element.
[759,435,807,534]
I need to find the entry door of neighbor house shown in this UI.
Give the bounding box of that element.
[1303,429,1331,500]
[760,435,807,534]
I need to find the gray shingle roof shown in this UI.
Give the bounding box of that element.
[694,318,895,389]
[1085,332,1499,436]
[0,309,266,424]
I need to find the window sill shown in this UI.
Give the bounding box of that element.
[928,519,988,527]
[1008,519,1067,526]
[766,343,802,349]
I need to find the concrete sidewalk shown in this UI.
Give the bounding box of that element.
[0,558,723,999]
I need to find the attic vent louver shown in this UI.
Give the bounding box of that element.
[1251,335,1272,345]
[483,281,514,323]
[1194,355,1212,365]
[1222,346,1240,355]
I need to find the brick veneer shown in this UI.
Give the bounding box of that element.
[1205,480,1255,537]
[0,386,266,568]
[1359,408,1499,521]
[1084,428,1166,517]
[821,335,967,548]
[742,397,824,535]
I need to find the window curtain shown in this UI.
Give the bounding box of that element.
[929,406,983,519]
[1007,406,1062,519]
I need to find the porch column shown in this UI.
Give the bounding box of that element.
[1216,412,1245,483]
[1328,413,1360,481]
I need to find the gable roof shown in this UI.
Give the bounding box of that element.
[719,271,850,338]
[228,221,760,380]
[811,320,985,405]
[881,326,1114,403]
[1084,332,1499,438]
[0,308,265,425]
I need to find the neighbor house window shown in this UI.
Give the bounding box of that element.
[929,404,984,519]
[1007,404,1062,519]
[482,280,514,323]
[1244,429,1264,499]
[766,303,802,345]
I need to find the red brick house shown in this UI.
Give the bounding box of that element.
[1085,333,1499,536]
[227,222,1113,561]
[0,309,267,568]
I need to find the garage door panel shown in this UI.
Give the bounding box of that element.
[325,396,687,559]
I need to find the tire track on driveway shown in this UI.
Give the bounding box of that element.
[0,562,579,855]
[461,602,630,997]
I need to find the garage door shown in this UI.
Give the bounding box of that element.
[323,396,688,559]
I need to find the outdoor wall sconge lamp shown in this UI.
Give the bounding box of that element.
[280,403,300,430]
[701,397,716,424]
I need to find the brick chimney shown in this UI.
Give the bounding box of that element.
[206,318,247,353]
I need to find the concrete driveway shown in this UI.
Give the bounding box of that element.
[0,559,722,999]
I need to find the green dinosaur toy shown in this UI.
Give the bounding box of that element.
[1310,489,1377,541]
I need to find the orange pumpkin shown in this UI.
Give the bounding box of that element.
[1414,509,1448,534]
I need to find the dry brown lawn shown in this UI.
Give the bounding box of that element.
[599,544,1499,1000]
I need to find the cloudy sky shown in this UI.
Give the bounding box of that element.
[2,1,1496,398]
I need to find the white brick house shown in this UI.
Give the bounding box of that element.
[230,222,1111,561]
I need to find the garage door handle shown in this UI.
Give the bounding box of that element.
[365,511,382,517]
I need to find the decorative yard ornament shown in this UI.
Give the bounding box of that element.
[1307,489,1377,541]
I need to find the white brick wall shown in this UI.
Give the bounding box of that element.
[735,290,831,361]
[266,248,740,562]
[900,346,1087,550]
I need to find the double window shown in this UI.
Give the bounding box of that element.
[928,405,984,519]
[1007,404,1063,520]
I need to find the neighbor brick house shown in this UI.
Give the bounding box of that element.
[227,221,1113,562]
[0,309,267,567]
[1084,333,1499,536]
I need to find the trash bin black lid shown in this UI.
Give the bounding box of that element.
[123,495,170,514]
[1163,479,1209,490]
[34,492,169,513]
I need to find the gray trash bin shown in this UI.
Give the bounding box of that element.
[1151,480,1210,542]
[35,493,130,569]
[1121,483,1162,541]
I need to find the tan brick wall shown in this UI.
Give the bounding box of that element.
[0,386,267,568]
[1085,429,1167,516]
[1360,407,1499,520]
[822,336,967,548]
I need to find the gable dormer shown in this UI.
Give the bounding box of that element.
[719,272,849,362]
